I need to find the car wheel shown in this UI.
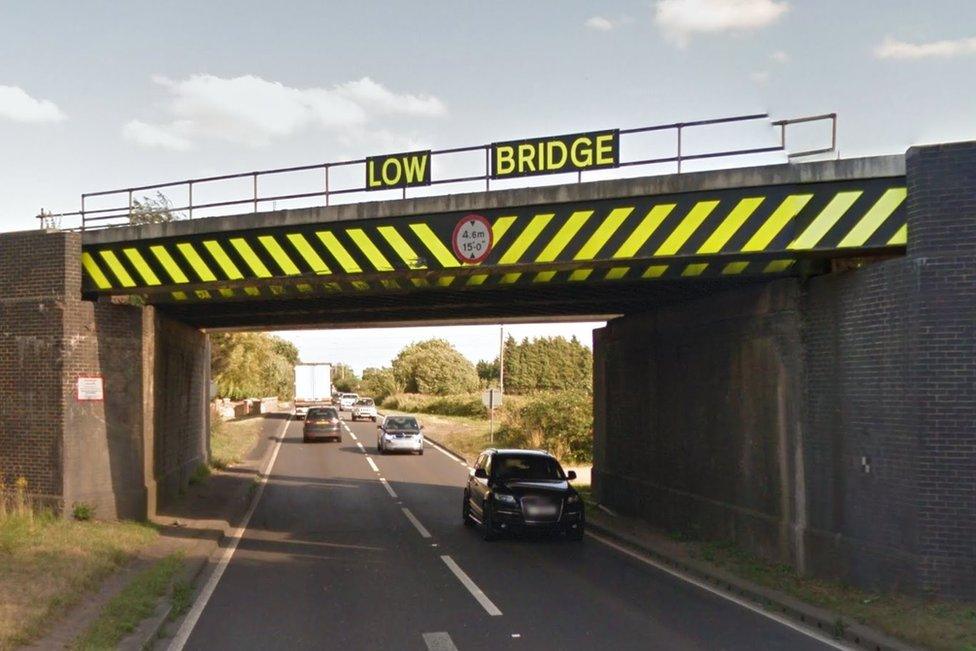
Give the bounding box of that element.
[371,416,377,422]
[462,492,473,526]
[568,524,585,542]
[482,504,498,541]
[419,448,424,456]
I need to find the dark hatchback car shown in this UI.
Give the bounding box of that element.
[302,407,342,443]
[462,449,584,541]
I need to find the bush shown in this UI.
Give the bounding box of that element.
[496,390,593,463]
[392,339,479,395]
[381,393,486,418]
[72,503,94,521]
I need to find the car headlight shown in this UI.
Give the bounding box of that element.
[493,493,518,506]
[566,494,580,504]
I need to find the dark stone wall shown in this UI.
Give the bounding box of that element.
[0,229,210,520]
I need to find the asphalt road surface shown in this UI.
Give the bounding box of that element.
[175,414,847,651]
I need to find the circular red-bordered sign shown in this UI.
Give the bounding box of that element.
[451,214,493,264]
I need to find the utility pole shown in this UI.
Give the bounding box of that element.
[498,324,505,394]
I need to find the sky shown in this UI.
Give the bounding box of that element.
[2,0,974,370]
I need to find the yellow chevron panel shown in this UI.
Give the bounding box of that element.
[499,213,554,264]
[176,242,217,282]
[838,188,907,248]
[378,226,425,269]
[492,216,517,247]
[229,238,272,278]
[150,245,189,283]
[699,197,764,253]
[888,224,907,246]
[123,248,161,285]
[682,263,708,277]
[316,231,362,273]
[605,267,629,280]
[533,210,592,282]
[258,235,301,275]
[655,200,719,256]
[286,233,331,275]
[203,240,244,280]
[613,204,675,259]
[788,191,862,250]
[410,223,461,268]
[722,261,750,275]
[98,250,135,287]
[219,288,234,298]
[82,252,112,289]
[742,194,813,252]
[347,229,393,271]
[642,265,668,278]
[764,260,795,273]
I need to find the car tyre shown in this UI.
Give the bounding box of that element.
[482,504,498,542]
[462,492,473,526]
[568,524,585,542]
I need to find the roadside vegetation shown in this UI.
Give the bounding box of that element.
[0,480,158,650]
[209,415,269,469]
[210,332,299,400]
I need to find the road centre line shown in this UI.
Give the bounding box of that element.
[586,532,853,651]
[366,456,379,472]
[422,632,459,651]
[440,555,503,616]
[168,415,291,650]
[401,507,432,538]
[379,477,398,498]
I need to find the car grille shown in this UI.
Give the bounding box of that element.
[519,495,562,523]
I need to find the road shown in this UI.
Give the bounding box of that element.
[175,414,846,651]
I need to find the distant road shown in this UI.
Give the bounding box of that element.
[176,415,844,650]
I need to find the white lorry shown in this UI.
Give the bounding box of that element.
[294,363,332,419]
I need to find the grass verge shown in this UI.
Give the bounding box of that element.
[0,511,158,650]
[210,415,268,469]
[73,553,184,650]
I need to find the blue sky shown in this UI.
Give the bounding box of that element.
[2,0,974,369]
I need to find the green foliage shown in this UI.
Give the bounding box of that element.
[391,339,479,396]
[188,463,210,486]
[332,363,361,393]
[210,333,297,399]
[359,367,401,401]
[500,335,592,394]
[496,390,593,463]
[381,393,486,418]
[476,358,499,385]
[71,503,94,521]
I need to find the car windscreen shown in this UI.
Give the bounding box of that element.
[384,416,418,430]
[307,408,337,419]
[355,399,373,406]
[493,455,565,481]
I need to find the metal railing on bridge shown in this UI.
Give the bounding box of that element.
[38,112,836,232]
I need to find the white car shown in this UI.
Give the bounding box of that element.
[294,405,309,419]
[338,393,359,411]
[350,398,378,421]
[377,415,424,455]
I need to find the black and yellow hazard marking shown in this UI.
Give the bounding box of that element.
[80,176,908,302]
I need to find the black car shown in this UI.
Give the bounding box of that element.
[462,448,584,541]
[302,407,342,443]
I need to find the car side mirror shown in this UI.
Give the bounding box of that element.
[474,468,488,479]
[566,470,577,480]
[377,425,383,429]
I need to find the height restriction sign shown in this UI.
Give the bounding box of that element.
[452,214,493,264]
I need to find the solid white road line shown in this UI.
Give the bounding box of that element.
[586,532,853,651]
[401,507,432,538]
[348,431,358,441]
[440,555,502,617]
[355,441,365,451]
[422,632,459,651]
[366,457,379,472]
[425,438,472,469]
[168,415,292,651]
[379,477,398,498]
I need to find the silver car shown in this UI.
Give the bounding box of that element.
[377,415,424,455]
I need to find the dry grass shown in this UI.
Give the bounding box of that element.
[210,415,267,468]
[0,479,157,650]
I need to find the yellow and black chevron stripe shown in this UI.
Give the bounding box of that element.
[80,177,907,301]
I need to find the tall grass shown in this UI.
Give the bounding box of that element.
[0,475,34,523]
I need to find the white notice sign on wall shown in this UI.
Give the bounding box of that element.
[77,376,104,401]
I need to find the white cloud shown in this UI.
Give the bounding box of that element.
[123,74,446,149]
[585,15,633,31]
[771,50,789,63]
[122,119,193,151]
[0,85,66,123]
[654,0,789,46]
[874,35,976,60]
[750,70,770,85]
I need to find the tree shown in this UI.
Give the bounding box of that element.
[129,192,182,225]
[332,363,360,393]
[391,339,479,395]
[211,332,298,400]
[476,359,499,385]
[500,336,592,394]
[359,367,401,401]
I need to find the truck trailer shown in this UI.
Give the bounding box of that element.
[294,363,332,419]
